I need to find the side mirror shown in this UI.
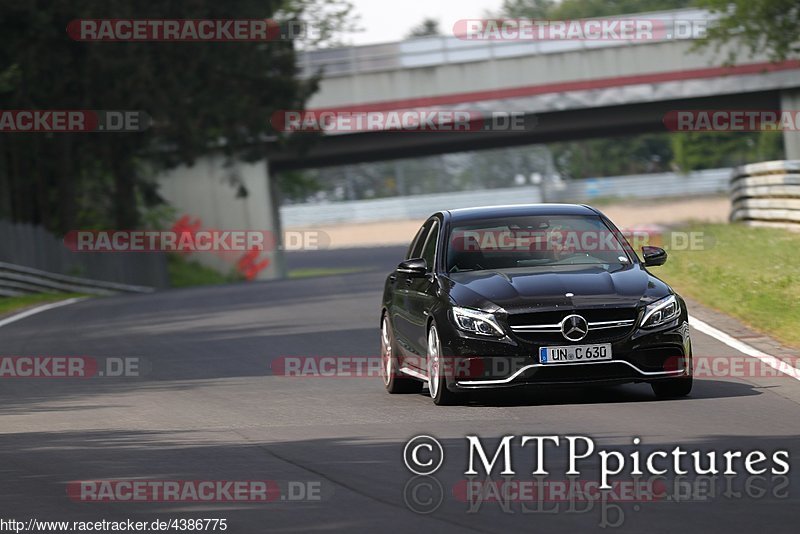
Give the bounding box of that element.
[397,258,428,277]
[642,246,667,267]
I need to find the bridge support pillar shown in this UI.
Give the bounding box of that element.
[157,155,286,282]
[781,89,800,160]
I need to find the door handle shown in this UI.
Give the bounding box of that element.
[389,274,397,282]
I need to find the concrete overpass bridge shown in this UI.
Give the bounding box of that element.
[158,8,800,279]
[269,8,800,171]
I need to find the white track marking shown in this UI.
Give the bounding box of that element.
[0,298,87,329]
[689,315,800,382]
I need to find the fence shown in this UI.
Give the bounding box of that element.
[0,220,170,294]
[730,160,800,230]
[281,168,731,227]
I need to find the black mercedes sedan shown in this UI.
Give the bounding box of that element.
[380,204,692,405]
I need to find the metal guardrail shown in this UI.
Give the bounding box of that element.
[0,220,170,289]
[281,168,731,227]
[730,160,800,229]
[548,168,730,203]
[0,261,155,297]
[282,187,543,227]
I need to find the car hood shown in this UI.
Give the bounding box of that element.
[445,263,670,312]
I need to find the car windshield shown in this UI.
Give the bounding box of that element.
[447,215,631,273]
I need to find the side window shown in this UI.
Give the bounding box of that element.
[420,221,439,272]
[407,221,431,260]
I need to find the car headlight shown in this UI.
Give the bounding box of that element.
[640,295,681,329]
[451,306,504,337]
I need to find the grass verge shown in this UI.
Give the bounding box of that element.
[288,267,366,279]
[167,254,244,288]
[0,293,86,316]
[658,222,800,348]
[168,254,364,287]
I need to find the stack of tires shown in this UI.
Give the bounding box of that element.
[730,160,800,230]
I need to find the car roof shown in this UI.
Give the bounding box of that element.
[443,203,600,222]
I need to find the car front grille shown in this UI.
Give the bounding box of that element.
[507,307,639,344]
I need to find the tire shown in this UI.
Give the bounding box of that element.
[651,376,693,398]
[427,324,465,406]
[381,315,422,394]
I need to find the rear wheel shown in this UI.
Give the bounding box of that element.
[427,325,464,406]
[382,315,422,394]
[651,376,693,398]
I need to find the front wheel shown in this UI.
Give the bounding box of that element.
[427,325,464,406]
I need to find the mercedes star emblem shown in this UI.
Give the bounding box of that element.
[561,314,589,342]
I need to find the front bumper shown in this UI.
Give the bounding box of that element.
[436,317,692,391]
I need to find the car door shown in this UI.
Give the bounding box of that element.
[404,219,441,370]
[391,221,431,362]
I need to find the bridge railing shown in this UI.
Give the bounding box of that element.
[730,160,800,230]
[297,8,713,78]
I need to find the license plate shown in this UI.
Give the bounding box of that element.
[539,344,612,364]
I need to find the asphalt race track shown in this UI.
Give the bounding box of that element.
[1,247,799,532]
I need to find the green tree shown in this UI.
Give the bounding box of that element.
[551,135,674,179]
[670,131,784,172]
[407,18,441,38]
[695,0,800,62]
[499,0,555,18]
[0,0,352,234]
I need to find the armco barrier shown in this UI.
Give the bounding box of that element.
[730,160,800,230]
[281,168,731,227]
[0,262,154,297]
[0,219,170,290]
